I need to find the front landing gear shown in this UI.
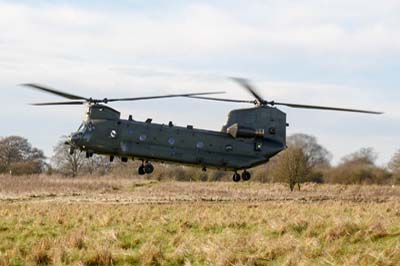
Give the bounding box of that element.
[232,170,251,182]
[144,163,154,174]
[233,172,241,182]
[138,162,154,175]
[138,165,146,175]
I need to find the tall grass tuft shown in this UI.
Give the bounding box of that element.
[29,239,52,266]
[84,248,114,266]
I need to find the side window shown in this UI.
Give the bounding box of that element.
[168,137,175,146]
[255,141,263,151]
[196,141,204,149]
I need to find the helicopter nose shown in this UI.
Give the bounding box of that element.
[69,132,83,146]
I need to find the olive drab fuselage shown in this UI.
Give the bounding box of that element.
[72,104,287,170]
[24,80,381,181]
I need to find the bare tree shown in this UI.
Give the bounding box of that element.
[0,136,45,175]
[0,136,31,167]
[389,150,400,183]
[325,148,391,184]
[287,134,332,168]
[52,140,86,177]
[84,155,112,176]
[270,147,308,191]
[389,150,400,173]
[341,147,377,166]
[51,138,112,177]
[270,133,333,188]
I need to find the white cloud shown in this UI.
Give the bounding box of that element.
[1,1,400,68]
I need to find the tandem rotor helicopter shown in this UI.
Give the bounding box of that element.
[23,78,382,182]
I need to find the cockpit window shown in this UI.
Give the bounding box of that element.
[77,122,87,132]
[87,122,95,132]
[77,122,94,134]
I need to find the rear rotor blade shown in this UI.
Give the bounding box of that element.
[105,91,226,102]
[230,77,265,104]
[22,83,89,101]
[271,101,383,114]
[31,101,86,106]
[186,95,257,104]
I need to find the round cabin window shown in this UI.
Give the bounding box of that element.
[139,134,147,141]
[168,137,175,146]
[110,130,117,138]
[196,141,205,149]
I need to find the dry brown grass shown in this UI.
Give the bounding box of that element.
[0,175,399,265]
[1,174,399,203]
[66,229,86,250]
[29,239,52,266]
[0,201,399,265]
[84,248,114,266]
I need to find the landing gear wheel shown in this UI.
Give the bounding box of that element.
[144,163,154,174]
[242,171,251,181]
[138,165,146,175]
[233,173,241,182]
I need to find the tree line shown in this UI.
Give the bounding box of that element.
[264,134,398,190]
[0,135,399,186]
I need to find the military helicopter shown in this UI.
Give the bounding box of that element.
[23,79,382,182]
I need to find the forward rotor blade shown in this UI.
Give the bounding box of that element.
[31,101,86,106]
[271,101,383,114]
[105,91,226,102]
[22,83,89,101]
[186,95,257,104]
[230,77,265,104]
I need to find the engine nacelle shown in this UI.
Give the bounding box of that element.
[227,123,265,139]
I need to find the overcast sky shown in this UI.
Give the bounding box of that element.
[0,0,399,165]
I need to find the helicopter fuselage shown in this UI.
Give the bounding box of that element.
[24,80,382,181]
[71,104,287,171]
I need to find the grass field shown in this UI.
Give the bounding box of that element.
[0,175,399,266]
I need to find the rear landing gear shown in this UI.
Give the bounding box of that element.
[242,170,251,181]
[233,172,241,182]
[138,162,154,175]
[232,170,251,182]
